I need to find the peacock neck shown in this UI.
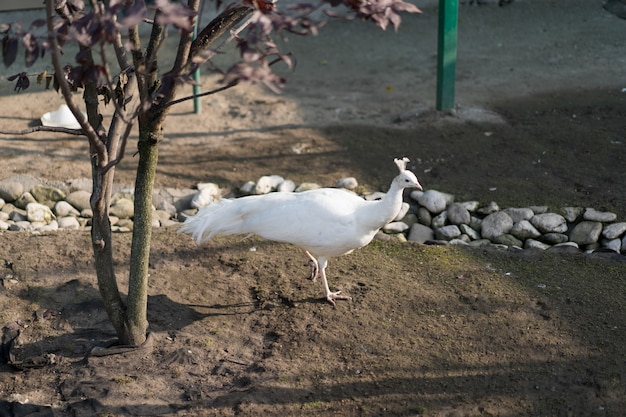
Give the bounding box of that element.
[361,178,405,230]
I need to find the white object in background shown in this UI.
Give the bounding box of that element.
[40,104,84,129]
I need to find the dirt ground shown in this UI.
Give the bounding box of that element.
[1,0,626,416]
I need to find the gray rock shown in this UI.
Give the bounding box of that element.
[8,208,27,222]
[336,177,358,190]
[480,211,513,240]
[561,206,583,223]
[583,208,617,222]
[458,201,479,212]
[434,225,461,240]
[466,239,492,248]
[66,190,92,212]
[239,181,256,195]
[58,216,81,229]
[622,234,626,252]
[15,192,37,210]
[0,180,24,202]
[469,216,482,231]
[476,201,499,215]
[502,207,534,223]
[54,201,80,217]
[547,242,580,253]
[493,234,523,248]
[407,223,435,243]
[539,233,569,244]
[601,238,621,252]
[569,221,603,245]
[431,212,447,228]
[109,198,134,219]
[414,189,452,214]
[524,239,550,250]
[417,207,432,226]
[399,213,418,227]
[156,199,178,217]
[530,205,549,214]
[531,213,567,233]
[460,224,481,240]
[153,209,172,223]
[510,220,541,240]
[30,184,66,203]
[26,203,55,224]
[447,202,470,225]
[602,222,626,239]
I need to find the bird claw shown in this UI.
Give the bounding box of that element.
[307,260,319,282]
[325,291,352,307]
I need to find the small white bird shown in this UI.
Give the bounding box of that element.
[179,158,422,305]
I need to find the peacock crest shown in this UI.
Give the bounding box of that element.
[394,157,410,172]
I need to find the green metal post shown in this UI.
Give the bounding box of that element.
[193,19,202,114]
[436,0,458,110]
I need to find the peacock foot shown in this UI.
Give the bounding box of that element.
[325,291,352,307]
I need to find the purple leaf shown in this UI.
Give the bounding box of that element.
[2,35,18,67]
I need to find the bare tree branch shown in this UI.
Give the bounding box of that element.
[45,0,107,161]
[0,125,84,136]
[189,5,252,63]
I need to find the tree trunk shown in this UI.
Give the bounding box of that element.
[125,125,161,345]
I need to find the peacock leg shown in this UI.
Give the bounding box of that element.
[304,250,319,282]
[317,257,352,306]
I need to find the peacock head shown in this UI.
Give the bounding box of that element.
[393,157,422,190]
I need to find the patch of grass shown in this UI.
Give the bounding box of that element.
[114,375,135,385]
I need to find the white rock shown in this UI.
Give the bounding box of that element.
[531,213,567,234]
[383,221,409,234]
[393,202,410,221]
[26,203,55,224]
[58,216,81,229]
[254,175,284,194]
[191,185,221,208]
[54,201,80,217]
[336,177,358,190]
[36,220,59,232]
[109,198,134,219]
[602,222,626,239]
[295,182,320,192]
[277,179,296,193]
[0,220,9,230]
[66,190,92,212]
